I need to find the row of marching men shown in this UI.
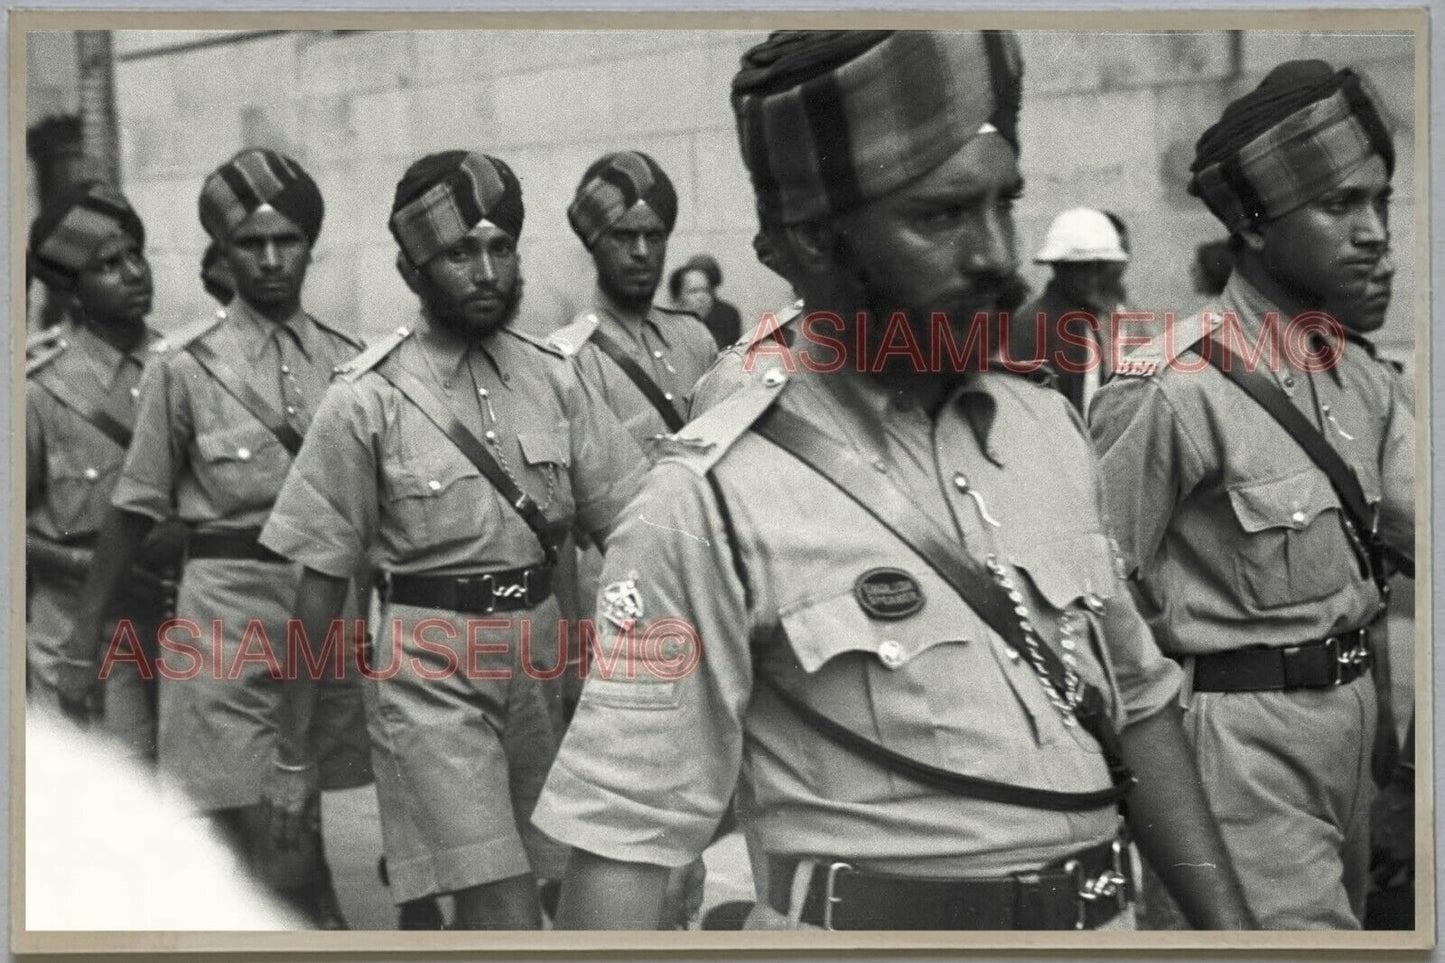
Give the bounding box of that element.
[26,29,1414,931]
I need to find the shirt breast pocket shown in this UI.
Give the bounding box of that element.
[43,446,121,536]
[1226,467,1349,608]
[380,447,486,555]
[773,573,1049,802]
[193,424,289,516]
[517,430,574,527]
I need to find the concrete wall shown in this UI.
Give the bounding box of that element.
[26,29,1416,361]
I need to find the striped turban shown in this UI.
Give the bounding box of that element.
[731,30,1023,226]
[198,148,324,244]
[28,180,145,291]
[1189,60,1394,233]
[389,151,524,267]
[567,151,678,247]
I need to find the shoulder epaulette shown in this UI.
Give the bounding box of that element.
[547,311,601,357]
[738,299,804,350]
[25,325,68,356]
[308,313,364,351]
[334,325,412,382]
[151,310,226,355]
[1111,309,1222,379]
[504,326,567,358]
[652,302,701,321]
[25,337,68,377]
[651,367,790,475]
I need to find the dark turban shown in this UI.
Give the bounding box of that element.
[1189,60,1394,232]
[198,147,324,245]
[731,30,1023,225]
[567,151,678,247]
[28,180,145,291]
[389,150,524,266]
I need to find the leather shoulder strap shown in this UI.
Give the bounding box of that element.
[589,326,686,432]
[185,337,304,456]
[31,356,133,449]
[1186,336,1378,557]
[306,314,364,351]
[25,338,67,377]
[371,357,558,564]
[750,405,1133,808]
[150,312,225,356]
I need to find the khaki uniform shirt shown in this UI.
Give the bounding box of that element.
[560,287,717,446]
[27,322,158,543]
[111,299,360,530]
[259,315,648,578]
[1088,273,1414,655]
[534,362,1181,875]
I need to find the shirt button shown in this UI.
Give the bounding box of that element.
[129,387,140,400]
[1283,374,1296,389]
[872,458,888,474]
[1290,510,1306,527]
[428,479,442,492]
[82,467,99,481]
[663,391,674,402]
[762,369,787,388]
[236,447,252,461]
[1005,647,1021,661]
[653,350,664,359]
[285,405,297,415]
[1084,592,1105,614]
[953,472,969,492]
[485,430,498,442]
[280,364,291,375]
[877,640,904,669]
[442,379,453,389]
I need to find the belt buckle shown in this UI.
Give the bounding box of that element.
[821,861,853,931]
[1067,846,1130,930]
[521,568,535,607]
[1333,631,1370,683]
[476,573,498,614]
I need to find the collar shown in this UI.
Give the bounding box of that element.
[1219,273,1345,387]
[68,321,156,388]
[802,366,1001,464]
[411,311,509,385]
[593,284,671,347]
[227,296,316,362]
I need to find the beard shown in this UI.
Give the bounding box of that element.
[429,276,525,342]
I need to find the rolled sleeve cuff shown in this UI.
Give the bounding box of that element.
[109,475,173,524]
[259,508,361,580]
[1118,654,1184,728]
[531,757,709,870]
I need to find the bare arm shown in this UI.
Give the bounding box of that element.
[554,849,669,930]
[1121,703,1255,929]
[26,535,94,583]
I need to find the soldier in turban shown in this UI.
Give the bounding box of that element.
[537,31,1252,932]
[1090,60,1413,928]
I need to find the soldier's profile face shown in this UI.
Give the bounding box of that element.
[224,207,311,312]
[592,203,668,308]
[76,232,152,326]
[834,133,1025,364]
[418,220,522,337]
[1259,154,1394,333]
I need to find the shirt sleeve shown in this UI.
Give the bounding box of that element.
[111,359,188,522]
[1376,369,1415,563]
[259,379,379,579]
[1088,376,1207,577]
[561,361,648,544]
[1063,400,1181,725]
[531,461,753,868]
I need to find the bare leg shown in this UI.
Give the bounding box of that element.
[452,873,541,929]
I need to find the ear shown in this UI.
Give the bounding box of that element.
[1234,220,1267,256]
[395,252,424,296]
[782,219,837,276]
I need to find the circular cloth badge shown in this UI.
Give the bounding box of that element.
[853,567,926,620]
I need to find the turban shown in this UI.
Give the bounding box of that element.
[732,30,1023,225]
[389,150,524,267]
[1189,60,1394,232]
[198,147,324,244]
[28,180,145,291]
[567,151,678,247]
[200,242,234,305]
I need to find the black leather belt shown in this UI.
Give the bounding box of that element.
[768,836,1133,930]
[379,565,553,615]
[186,528,288,564]
[1192,627,1372,692]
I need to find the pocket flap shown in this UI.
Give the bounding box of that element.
[1011,533,1117,612]
[195,424,280,463]
[389,451,481,498]
[1227,469,1339,534]
[517,431,569,468]
[778,570,983,673]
